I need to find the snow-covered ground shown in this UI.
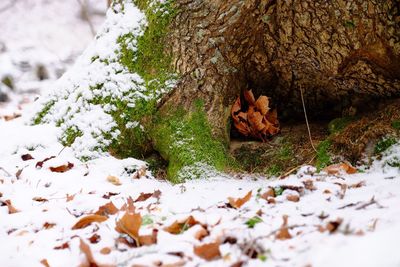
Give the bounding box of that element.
[1,1,400,267]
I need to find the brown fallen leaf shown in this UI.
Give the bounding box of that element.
[43,222,56,229]
[134,190,162,202]
[138,229,158,246]
[323,163,357,175]
[194,242,221,261]
[326,218,343,233]
[228,190,252,209]
[100,247,111,255]
[349,181,366,189]
[261,188,275,200]
[21,154,34,161]
[164,216,199,234]
[193,225,209,240]
[107,175,121,186]
[72,215,108,230]
[40,259,50,267]
[4,199,19,214]
[276,215,292,240]
[95,202,118,216]
[49,162,74,173]
[33,197,48,202]
[286,194,300,202]
[303,180,317,191]
[36,156,56,168]
[115,211,142,245]
[88,233,101,244]
[54,242,70,250]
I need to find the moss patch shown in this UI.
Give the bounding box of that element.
[316,139,332,171]
[151,100,231,183]
[328,116,356,134]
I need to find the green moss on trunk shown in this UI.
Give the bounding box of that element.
[151,100,231,183]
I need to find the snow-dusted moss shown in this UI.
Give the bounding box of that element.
[32,0,177,160]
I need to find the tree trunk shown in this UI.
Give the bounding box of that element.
[161,0,400,145]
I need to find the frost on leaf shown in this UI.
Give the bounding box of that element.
[231,89,280,141]
[323,163,357,175]
[228,190,252,209]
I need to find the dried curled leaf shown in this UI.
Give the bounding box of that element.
[164,215,199,234]
[95,202,118,216]
[115,211,142,245]
[107,175,121,186]
[228,190,252,209]
[323,163,357,175]
[72,215,108,230]
[49,162,74,173]
[231,90,280,141]
[276,215,292,240]
[4,199,19,214]
[194,242,221,261]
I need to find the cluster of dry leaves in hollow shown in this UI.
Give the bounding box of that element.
[231,89,280,141]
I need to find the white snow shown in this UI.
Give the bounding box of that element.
[1,1,400,267]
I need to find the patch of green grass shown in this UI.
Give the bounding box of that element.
[328,117,355,134]
[1,76,13,89]
[265,164,282,176]
[245,216,263,228]
[391,120,400,130]
[151,100,231,183]
[258,254,268,262]
[316,139,332,170]
[375,137,397,154]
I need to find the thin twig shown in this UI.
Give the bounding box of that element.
[299,86,317,153]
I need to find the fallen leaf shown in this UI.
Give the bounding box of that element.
[72,215,108,230]
[261,188,275,200]
[66,194,75,202]
[107,175,121,186]
[95,202,118,216]
[33,197,48,202]
[40,259,50,267]
[88,233,101,244]
[326,218,343,233]
[323,163,357,175]
[43,222,56,229]
[194,242,221,261]
[54,242,69,250]
[164,216,199,234]
[134,190,162,202]
[115,211,142,245]
[4,199,19,214]
[36,156,56,168]
[349,181,366,188]
[286,194,300,202]
[102,192,119,199]
[21,154,34,161]
[100,247,111,255]
[228,190,252,209]
[49,162,74,173]
[276,215,292,240]
[138,229,158,246]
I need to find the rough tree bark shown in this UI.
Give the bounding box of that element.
[160,0,400,146]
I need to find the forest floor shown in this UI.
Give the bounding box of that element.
[1,1,400,267]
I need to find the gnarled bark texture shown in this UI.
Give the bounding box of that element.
[162,0,400,145]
